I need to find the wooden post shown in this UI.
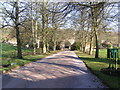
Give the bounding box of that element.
[109,52,111,68]
[115,52,118,70]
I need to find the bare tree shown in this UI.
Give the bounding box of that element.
[1,0,29,58]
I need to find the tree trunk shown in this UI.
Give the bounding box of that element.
[47,42,50,52]
[53,41,56,51]
[79,45,81,51]
[31,1,36,55]
[35,1,38,53]
[84,37,87,53]
[37,40,40,48]
[43,41,47,53]
[41,1,47,54]
[69,45,71,50]
[95,31,99,58]
[32,22,36,54]
[16,26,22,59]
[83,46,85,53]
[91,6,100,58]
[15,1,22,59]
[33,44,36,55]
[80,45,82,51]
[89,37,93,55]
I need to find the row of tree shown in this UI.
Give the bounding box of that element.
[69,2,118,57]
[0,1,118,59]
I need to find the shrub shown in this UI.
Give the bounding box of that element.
[106,44,111,48]
[71,42,81,50]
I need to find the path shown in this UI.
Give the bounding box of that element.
[2,51,106,88]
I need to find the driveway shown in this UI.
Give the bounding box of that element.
[2,51,106,88]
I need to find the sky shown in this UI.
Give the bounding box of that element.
[0,0,119,2]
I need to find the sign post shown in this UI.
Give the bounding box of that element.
[107,48,119,70]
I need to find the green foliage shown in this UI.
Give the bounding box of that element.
[71,42,81,50]
[75,42,81,50]
[106,44,111,48]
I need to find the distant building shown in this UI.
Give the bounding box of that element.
[118,43,120,47]
[8,38,17,46]
[101,40,113,48]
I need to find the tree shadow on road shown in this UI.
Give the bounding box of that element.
[35,61,88,73]
[2,69,104,88]
[45,55,81,60]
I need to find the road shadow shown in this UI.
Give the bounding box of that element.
[35,61,88,73]
[2,51,106,88]
[45,55,80,60]
[2,69,105,88]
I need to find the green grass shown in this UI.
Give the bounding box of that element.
[99,49,107,58]
[93,49,120,59]
[2,43,34,58]
[92,49,107,58]
[1,43,61,73]
[75,50,120,88]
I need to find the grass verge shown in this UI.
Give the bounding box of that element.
[1,43,61,73]
[75,51,120,88]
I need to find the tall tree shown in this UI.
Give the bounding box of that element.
[30,0,36,55]
[41,0,49,53]
[15,0,22,58]
[1,0,28,58]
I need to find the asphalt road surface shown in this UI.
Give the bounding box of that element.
[2,51,107,88]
